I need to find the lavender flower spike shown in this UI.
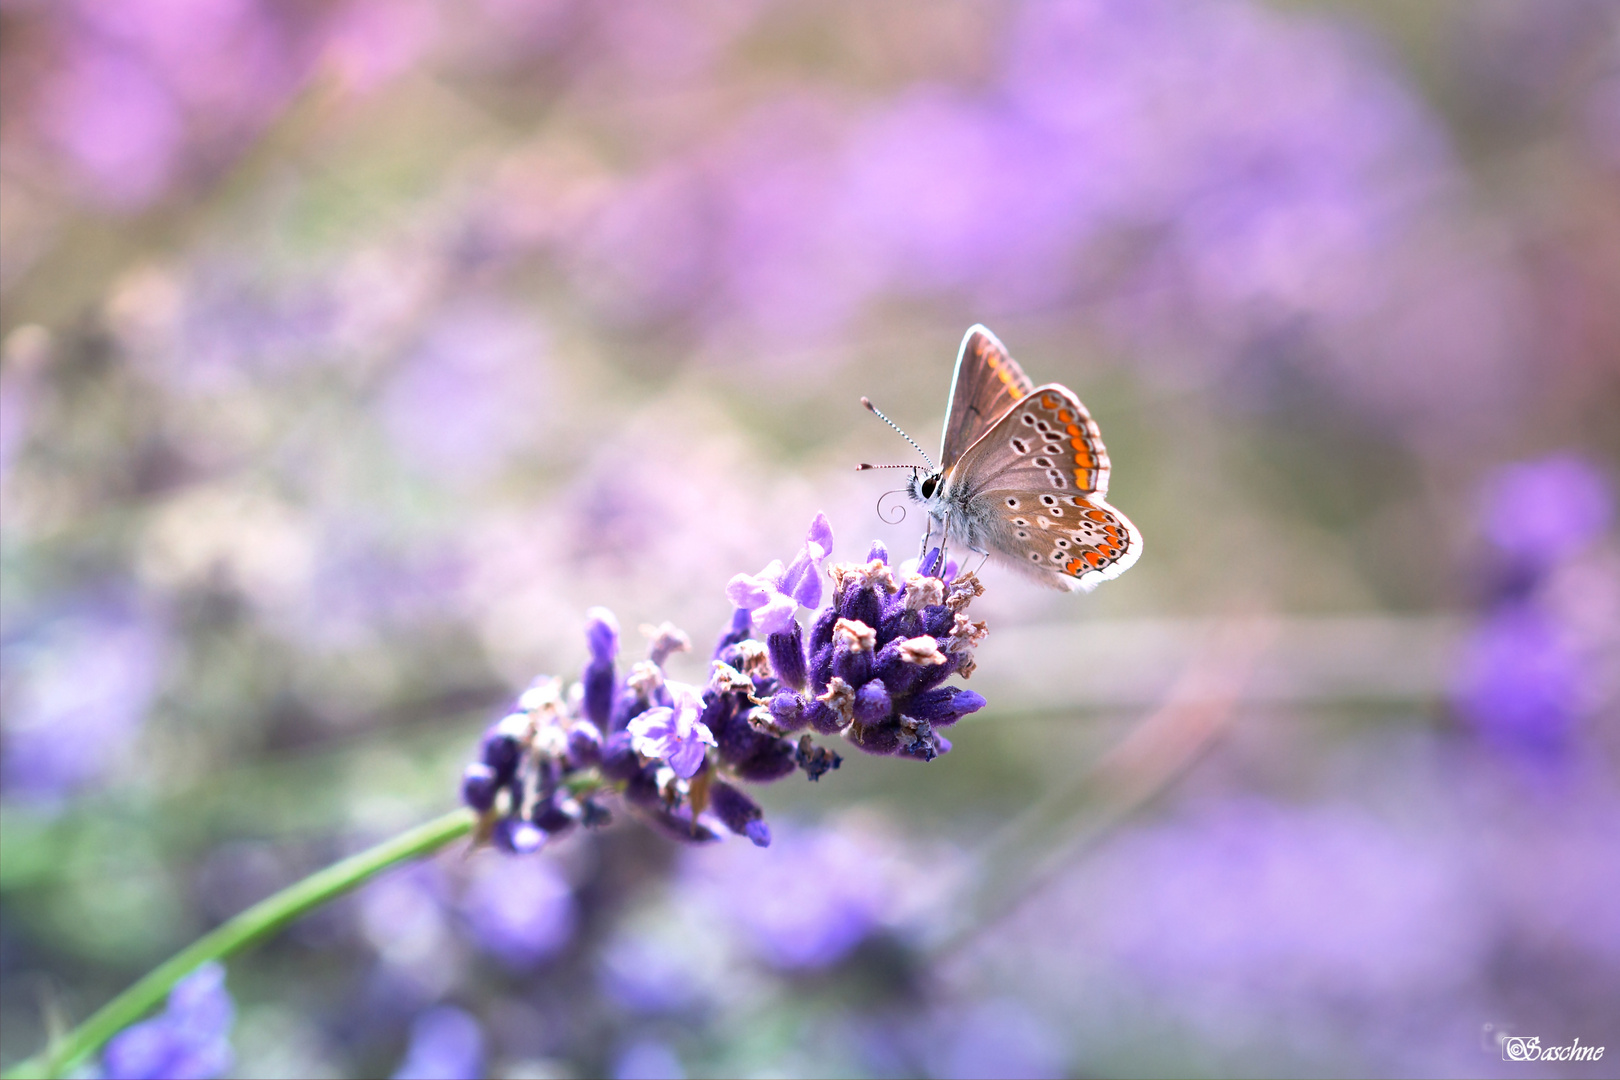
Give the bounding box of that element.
[627,683,716,778]
[459,513,988,856]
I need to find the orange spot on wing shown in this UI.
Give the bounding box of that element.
[1066,424,1081,436]
[1065,558,1083,574]
[1057,409,1073,423]
[1073,469,1090,486]
[1084,551,1103,567]
[1041,394,1058,409]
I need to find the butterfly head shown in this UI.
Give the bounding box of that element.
[907,470,942,504]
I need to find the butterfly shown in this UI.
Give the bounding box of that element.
[861,325,1142,592]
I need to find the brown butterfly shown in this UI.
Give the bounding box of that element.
[863,325,1142,591]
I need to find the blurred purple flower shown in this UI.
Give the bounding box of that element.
[843,89,1091,307]
[611,1037,685,1080]
[599,935,704,1016]
[685,825,899,970]
[707,97,872,346]
[101,962,233,1080]
[1479,454,1613,572]
[1450,604,1584,754]
[391,1005,483,1080]
[458,854,576,967]
[378,301,552,485]
[627,683,715,779]
[0,605,166,799]
[1586,72,1620,170]
[927,1000,1066,1080]
[1055,799,1483,1000]
[40,43,183,209]
[357,864,457,996]
[571,165,718,326]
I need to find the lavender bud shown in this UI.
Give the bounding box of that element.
[532,797,576,835]
[804,698,843,734]
[567,721,603,768]
[921,604,955,637]
[643,807,723,844]
[906,686,987,725]
[492,818,545,854]
[767,691,810,733]
[731,736,798,782]
[701,691,745,750]
[880,604,921,643]
[600,730,644,780]
[831,641,874,688]
[767,624,808,691]
[848,719,902,755]
[710,780,771,847]
[853,680,892,725]
[809,606,839,653]
[839,585,883,629]
[583,660,615,729]
[809,643,834,694]
[461,763,500,812]
[480,725,523,781]
[585,606,620,664]
[866,540,889,564]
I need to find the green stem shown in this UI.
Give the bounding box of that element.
[4,807,477,1080]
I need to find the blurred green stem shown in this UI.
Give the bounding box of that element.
[3,807,477,1080]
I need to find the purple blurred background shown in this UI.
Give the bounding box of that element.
[2,0,1617,1076]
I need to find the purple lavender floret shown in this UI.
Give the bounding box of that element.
[101,962,234,1080]
[458,515,989,853]
[582,606,619,728]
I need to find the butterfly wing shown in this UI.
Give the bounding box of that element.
[942,384,1142,592]
[939,325,1036,472]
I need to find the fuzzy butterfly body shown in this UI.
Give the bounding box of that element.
[904,326,1142,592]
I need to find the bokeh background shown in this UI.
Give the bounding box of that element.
[2,1,1618,1076]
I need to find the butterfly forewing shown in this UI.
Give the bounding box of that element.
[945,385,1141,591]
[939,325,1036,471]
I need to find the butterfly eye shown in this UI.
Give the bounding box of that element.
[920,475,938,499]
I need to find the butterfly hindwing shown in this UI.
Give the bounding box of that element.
[944,385,1140,591]
[980,490,1142,592]
[939,325,1036,472]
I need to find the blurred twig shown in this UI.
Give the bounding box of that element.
[929,617,1276,959]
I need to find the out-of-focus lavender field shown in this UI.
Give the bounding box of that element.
[2,1,1618,1077]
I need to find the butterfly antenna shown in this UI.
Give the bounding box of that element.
[860,397,935,472]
